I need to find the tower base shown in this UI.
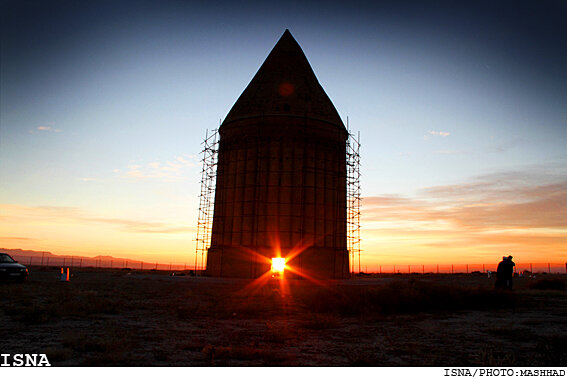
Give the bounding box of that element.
[205,246,349,279]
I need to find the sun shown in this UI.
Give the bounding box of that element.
[271,257,285,273]
[271,257,286,273]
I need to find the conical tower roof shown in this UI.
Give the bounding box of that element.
[222,30,345,129]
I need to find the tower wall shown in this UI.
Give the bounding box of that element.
[206,116,349,279]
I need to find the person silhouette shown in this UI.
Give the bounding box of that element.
[495,256,508,289]
[496,255,515,290]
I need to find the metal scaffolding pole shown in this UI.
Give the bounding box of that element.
[195,128,218,273]
[346,125,361,275]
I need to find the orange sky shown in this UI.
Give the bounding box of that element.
[1,167,565,270]
[359,172,566,269]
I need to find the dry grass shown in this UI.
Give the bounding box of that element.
[293,279,517,316]
[2,287,120,324]
[201,343,294,365]
[1,269,566,366]
[297,313,341,330]
[528,278,566,291]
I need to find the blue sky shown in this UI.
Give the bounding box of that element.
[1,0,565,266]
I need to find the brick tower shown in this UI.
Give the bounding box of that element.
[206,30,349,279]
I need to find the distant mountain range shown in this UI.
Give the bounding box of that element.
[0,248,188,270]
[2,248,112,260]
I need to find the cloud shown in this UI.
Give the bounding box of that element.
[0,236,38,241]
[362,165,567,257]
[176,154,197,167]
[36,125,62,133]
[177,156,190,165]
[122,154,199,181]
[428,130,450,137]
[365,177,567,232]
[84,216,193,234]
[0,204,195,235]
[428,182,567,231]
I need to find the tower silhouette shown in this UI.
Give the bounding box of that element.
[206,30,349,279]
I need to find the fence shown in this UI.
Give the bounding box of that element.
[373,263,566,274]
[12,255,193,272]
[8,254,567,274]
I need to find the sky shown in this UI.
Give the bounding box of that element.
[1,0,566,269]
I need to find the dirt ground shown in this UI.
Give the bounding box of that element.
[1,268,565,366]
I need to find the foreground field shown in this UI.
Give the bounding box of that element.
[1,268,566,366]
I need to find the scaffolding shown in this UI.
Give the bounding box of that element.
[195,128,218,272]
[195,125,361,276]
[346,126,362,275]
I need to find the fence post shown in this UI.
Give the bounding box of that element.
[422,265,425,274]
[466,264,468,274]
[46,257,50,266]
[548,263,551,273]
[393,265,395,274]
[482,264,485,273]
[408,265,410,274]
[79,258,82,268]
[451,264,454,274]
[530,263,532,272]
[437,264,439,274]
[41,252,45,267]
